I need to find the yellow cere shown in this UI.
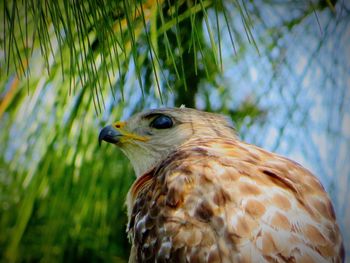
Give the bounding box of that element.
[113,121,149,142]
[113,121,126,129]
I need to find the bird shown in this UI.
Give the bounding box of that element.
[99,107,344,263]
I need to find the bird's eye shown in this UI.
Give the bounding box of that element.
[150,115,173,129]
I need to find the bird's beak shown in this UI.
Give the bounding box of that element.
[99,122,149,147]
[99,125,122,146]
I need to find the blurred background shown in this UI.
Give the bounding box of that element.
[0,0,349,262]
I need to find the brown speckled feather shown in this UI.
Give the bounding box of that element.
[127,138,344,263]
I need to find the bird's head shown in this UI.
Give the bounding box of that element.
[99,107,235,177]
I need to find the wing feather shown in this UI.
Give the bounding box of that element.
[127,138,344,263]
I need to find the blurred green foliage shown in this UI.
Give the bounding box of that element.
[0,77,133,261]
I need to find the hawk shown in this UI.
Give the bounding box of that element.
[99,107,344,263]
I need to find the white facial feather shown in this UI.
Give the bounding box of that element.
[119,108,236,177]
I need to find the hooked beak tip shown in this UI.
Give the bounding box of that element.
[98,125,121,146]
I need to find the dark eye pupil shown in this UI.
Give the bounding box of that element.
[150,115,173,129]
